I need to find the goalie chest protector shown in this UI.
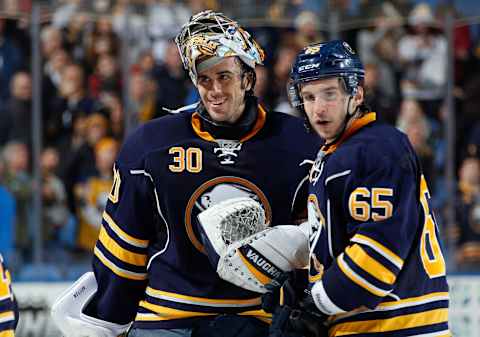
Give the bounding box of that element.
[92,105,321,329]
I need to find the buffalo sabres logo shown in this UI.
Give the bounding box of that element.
[305,45,321,55]
[186,36,220,59]
[185,176,272,253]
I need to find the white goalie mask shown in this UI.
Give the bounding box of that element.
[175,10,265,85]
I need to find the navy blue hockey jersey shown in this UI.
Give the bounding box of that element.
[88,104,321,329]
[0,254,16,336]
[307,113,450,336]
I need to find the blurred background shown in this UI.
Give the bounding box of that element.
[1,0,480,335]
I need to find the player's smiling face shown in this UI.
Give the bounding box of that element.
[196,57,251,124]
[300,77,351,142]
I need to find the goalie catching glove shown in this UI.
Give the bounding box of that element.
[197,197,310,293]
[51,272,130,337]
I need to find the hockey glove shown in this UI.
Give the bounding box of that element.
[288,291,328,337]
[262,272,295,313]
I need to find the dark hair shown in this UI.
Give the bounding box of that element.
[235,57,257,97]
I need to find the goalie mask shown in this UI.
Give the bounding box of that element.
[175,10,265,85]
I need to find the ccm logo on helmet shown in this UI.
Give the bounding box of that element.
[298,63,320,72]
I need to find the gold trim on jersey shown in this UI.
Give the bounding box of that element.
[345,244,396,285]
[329,308,449,336]
[330,292,449,323]
[146,287,262,307]
[378,292,449,310]
[238,309,272,324]
[136,301,270,322]
[351,234,404,269]
[321,113,376,155]
[0,330,14,337]
[94,247,147,281]
[337,253,390,297]
[309,273,323,283]
[102,211,149,248]
[137,301,217,321]
[98,226,147,267]
[184,176,272,253]
[0,311,14,324]
[190,104,267,142]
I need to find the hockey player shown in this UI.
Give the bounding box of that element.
[51,10,321,337]
[267,40,450,336]
[0,254,17,336]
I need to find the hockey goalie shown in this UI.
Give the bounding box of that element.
[51,197,310,337]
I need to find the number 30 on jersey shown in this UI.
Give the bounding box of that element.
[169,147,203,173]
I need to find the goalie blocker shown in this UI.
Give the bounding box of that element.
[51,272,130,337]
[197,197,310,293]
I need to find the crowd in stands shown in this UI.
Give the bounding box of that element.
[1,0,480,279]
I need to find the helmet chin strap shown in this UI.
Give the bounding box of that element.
[324,95,356,147]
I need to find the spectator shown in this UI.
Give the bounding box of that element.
[293,11,324,48]
[397,99,436,187]
[364,63,398,125]
[88,53,122,98]
[467,121,480,158]
[398,3,447,117]
[0,18,24,105]
[41,147,70,247]
[0,71,32,148]
[146,0,191,62]
[133,49,156,74]
[57,113,88,213]
[46,63,96,145]
[356,2,404,102]
[85,16,120,73]
[0,153,16,265]
[68,113,110,213]
[99,91,124,141]
[62,12,90,63]
[77,138,119,251]
[43,49,72,112]
[455,156,480,271]
[254,65,268,103]
[153,40,190,111]
[41,25,65,62]
[264,45,299,116]
[1,141,32,261]
[127,71,159,126]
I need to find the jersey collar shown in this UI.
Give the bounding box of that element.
[321,112,376,155]
[191,104,267,142]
